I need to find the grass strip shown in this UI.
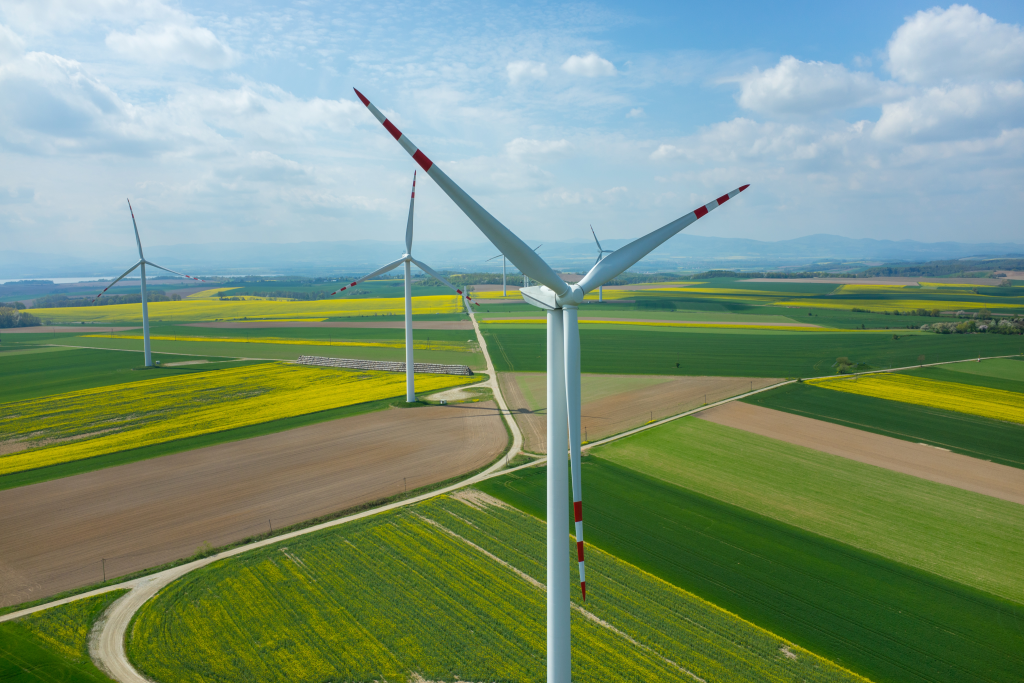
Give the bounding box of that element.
[743,382,1024,469]
[478,460,1024,683]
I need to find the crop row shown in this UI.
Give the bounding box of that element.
[127,493,866,683]
[0,363,474,475]
[83,333,476,352]
[808,372,1024,424]
[28,294,464,323]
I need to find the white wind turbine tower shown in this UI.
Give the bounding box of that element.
[486,244,542,296]
[589,225,614,303]
[326,170,477,402]
[354,87,748,682]
[93,200,207,368]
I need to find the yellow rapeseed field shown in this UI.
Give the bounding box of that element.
[0,364,475,475]
[780,299,1024,312]
[83,333,476,353]
[808,373,1024,424]
[482,318,833,331]
[29,295,464,323]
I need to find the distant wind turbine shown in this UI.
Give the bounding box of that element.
[355,87,749,683]
[93,200,207,368]
[326,170,476,402]
[589,226,614,302]
[486,244,542,296]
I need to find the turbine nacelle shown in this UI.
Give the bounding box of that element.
[521,284,584,310]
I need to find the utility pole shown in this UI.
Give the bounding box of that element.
[102,559,106,582]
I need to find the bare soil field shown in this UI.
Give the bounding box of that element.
[500,373,781,453]
[187,321,473,330]
[0,402,506,607]
[697,401,1024,505]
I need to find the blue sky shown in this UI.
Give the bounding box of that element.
[1,0,1023,264]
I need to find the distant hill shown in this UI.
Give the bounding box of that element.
[3,234,1022,279]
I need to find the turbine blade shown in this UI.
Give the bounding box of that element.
[354,88,568,297]
[406,170,416,255]
[410,257,478,306]
[127,199,144,259]
[328,257,406,296]
[144,261,206,282]
[590,225,603,253]
[533,244,543,252]
[578,185,749,293]
[564,309,586,600]
[485,254,503,262]
[92,260,142,302]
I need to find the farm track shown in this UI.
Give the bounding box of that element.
[697,401,1024,505]
[1,310,1016,681]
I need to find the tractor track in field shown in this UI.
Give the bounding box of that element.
[1,308,1018,682]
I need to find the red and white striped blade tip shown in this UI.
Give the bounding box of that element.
[581,582,586,600]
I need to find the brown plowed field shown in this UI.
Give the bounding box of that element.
[187,321,473,330]
[697,401,1024,505]
[1,326,138,334]
[0,402,506,608]
[499,373,781,453]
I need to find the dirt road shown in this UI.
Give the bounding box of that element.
[0,402,507,607]
[697,401,1024,505]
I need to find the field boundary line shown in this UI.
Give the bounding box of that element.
[583,352,1023,450]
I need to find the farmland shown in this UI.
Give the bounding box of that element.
[0,363,476,476]
[743,381,1024,468]
[28,294,465,323]
[482,325,1024,376]
[589,416,1024,602]
[808,373,1024,424]
[1,404,506,605]
[0,346,266,404]
[0,590,124,682]
[501,372,780,451]
[479,460,1024,683]
[128,493,866,683]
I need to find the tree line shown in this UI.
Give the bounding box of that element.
[32,292,181,308]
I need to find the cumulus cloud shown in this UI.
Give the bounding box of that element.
[874,81,1024,140]
[106,23,236,69]
[737,56,898,114]
[0,25,26,63]
[505,137,572,158]
[887,4,1024,84]
[506,60,547,85]
[627,107,644,118]
[561,53,616,77]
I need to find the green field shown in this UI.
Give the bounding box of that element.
[0,346,266,404]
[137,324,474,343]
[744,381,1024,469]
[43,335,486,369]
[0,591,124,683]
[482,325,1024,376]
[479,460,1024,683]
[588,416,1024,602]
[128,495,865,683]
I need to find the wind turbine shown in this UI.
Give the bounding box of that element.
[93,200,207,367]
[589,226,614,303]
[354,87,748,682]
[486,244,542,296]
[326,170,477,402]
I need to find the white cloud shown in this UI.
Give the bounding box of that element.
[505,137,572,159]
[887,4,1024,84]
[1,0,185,34]
[874,81,1024,140]
[737,56,898,114]
[106,23,236,69]
[506,60,547,85]
[561,53,616,77]
[627,107,644,118]
[0,24,25,63]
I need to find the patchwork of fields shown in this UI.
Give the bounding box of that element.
[0,363,475,476]
[128,494,867,683]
